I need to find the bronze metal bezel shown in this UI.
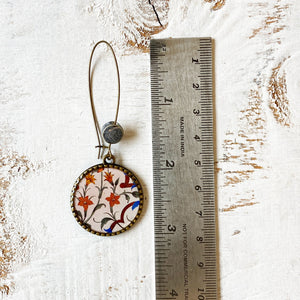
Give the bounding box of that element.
[70,163,144,236]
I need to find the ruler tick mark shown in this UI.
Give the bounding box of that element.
[151,38,217,299]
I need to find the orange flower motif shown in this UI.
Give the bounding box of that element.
[85,173,95,185]
[105,193,120,207]
[78,196,93,211]
[104,171,114,184]
[97,167,104,173]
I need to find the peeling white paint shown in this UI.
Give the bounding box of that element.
[0,0,300,299]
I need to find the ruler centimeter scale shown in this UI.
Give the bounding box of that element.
[150,38,217,300]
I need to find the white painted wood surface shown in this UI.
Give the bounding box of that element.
[1,0,299,299]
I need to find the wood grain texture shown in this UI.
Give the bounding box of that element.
[268,58,291,126]
[203,0,226,11]
[0,147,40,295]
[85,0,169,53]
[1,0,299,299]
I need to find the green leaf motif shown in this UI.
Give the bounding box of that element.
[115,177,119,187]
[125,194,130,202]
[96,186,107,194]
[113,211,118,220]
[132,191,140,198]
[101,217,113,229]
[76,210,83,221]
[94,203,106,211]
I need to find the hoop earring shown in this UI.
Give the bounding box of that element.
[70,41,144,236]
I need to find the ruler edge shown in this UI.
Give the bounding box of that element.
[150,37,219,300]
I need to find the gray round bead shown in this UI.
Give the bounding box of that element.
[102,121,124,144]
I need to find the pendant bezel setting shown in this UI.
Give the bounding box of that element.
[70,163,144,236]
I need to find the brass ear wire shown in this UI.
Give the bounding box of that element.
[88,41,121,161]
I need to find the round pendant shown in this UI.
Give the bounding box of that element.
[71,163,144,236]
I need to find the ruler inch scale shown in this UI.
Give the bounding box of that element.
[151,38,217,300]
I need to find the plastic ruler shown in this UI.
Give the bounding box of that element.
[150,38,217,300]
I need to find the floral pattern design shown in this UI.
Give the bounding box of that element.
[78,196,94,211]
[71,164,143,236]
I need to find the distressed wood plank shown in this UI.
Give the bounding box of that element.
[1,0,299,299]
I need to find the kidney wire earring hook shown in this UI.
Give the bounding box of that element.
[70,41,144,236]
[88,40,123,163]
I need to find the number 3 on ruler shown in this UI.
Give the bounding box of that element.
[168,224,176,232]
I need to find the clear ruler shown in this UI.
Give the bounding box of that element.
[150,38,217,300]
